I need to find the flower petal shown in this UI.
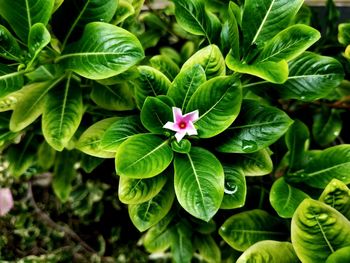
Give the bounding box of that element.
[186,122,198,136]
[0,188,13,216]
[175,131,186,142]
[172,107,183,124]
[163,121,179,132]
[183,110,199,123]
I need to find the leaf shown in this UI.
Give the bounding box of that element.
[291,199,350,263]
[220,2,240,57]
[160,47,182,65]
[140,96,173,134]
[0,25,22,61]
[0,0,54,41]
[236,241,299,263]
[233,149,273,176]
[52,150,77,202]
[76,117,119,158]
[128,180,174,232]
[289,145,350,188]
[256,24,320,63]
[133,66,171,109]
[113,0,135,25]
[219,209,288,251]
[319,179,350,220]
[270,177,310,218]
[221,164,246,209]
[225,55,289,84]
[80,155,104,173]
[181,45,225,79]
[100,116,146,152]
[0,65,24,98]
[194,234,221,263]
[171,220,194,263]
[174,147,224,221]
[57,22,144,80]
[171,139,191,154]
[338,23,350,45]
[28,23,51,64]
[312,109,342,146]
[37,141,56,170]
[90,82,136,111]
[115,134,173,178]
[172,0,221,44]
[241,0,303,48]
[186,75,242,138]
[326,247,350,263]
[10,77,65,132]
[118,172,167,204]
[42,76,83,151]
[25,64,64,82]
[217,100,293,153]
[150,55,180,81]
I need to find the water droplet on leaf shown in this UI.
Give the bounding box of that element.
[224,181,238,195]
[242,140,258,152]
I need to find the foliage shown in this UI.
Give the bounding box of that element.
[0,0,349,262]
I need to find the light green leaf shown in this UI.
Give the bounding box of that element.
[0,25,22,61]
[226,54,288,84]
[241,0,303,48]
[42,76,83,151]
[57,22,144,80]
[217,100,293,153]
[91,82,136,111]
[100,115,146,152]
[313,109,342,146]
[167,64,206,111]
[28,23,51,66]
[233,149,273,176]
[113,0,135,25]
[194,234,221,263]
[174,147,224,221]
[128,180,174,232]
[0,65,24,98]
[181,45,225,79]
[270,177,310,218]
[171,220,194,263]
[133,66,171,109]
[37,141,56,170]
[150,55,180,81]
[291,199,350,263]
[236,241,299,263]
[319,179,350,220]
[76,117,119,158]
[326,247,350,263]
[219,209,288,251]
[256,24,320,63]
[338,23,350,46]
[53,150,77,202]
[160,47,182,65]
[0,0,54,41]
[118,172,167,204]
[10,77,65,132]
[172,0,221,44]
[221,164,246,209]
[186,75,242,138]
[115,134,173,178]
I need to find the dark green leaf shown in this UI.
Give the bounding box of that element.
[0,65,24,98]
[233,149,273,176]
[221,164,246,209]
[150,55,180,81]
[313,109,342,146]
[194,234,221,263]
[37,141,56,170]
[0,25,22,61]
[171,221,194,263]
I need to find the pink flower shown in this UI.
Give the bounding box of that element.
[163,107,199,142]
[0,188,13,216]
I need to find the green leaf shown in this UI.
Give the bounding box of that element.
[141,96,173,134]
[53,150,77,202]
[289,145,350,188]
[171,139,191,154]
[270,177,310,218]
[219,209,288,251]
[217,100,293,153]
[313,109,342,146]
[194,234,221,263]
[80,155,104,173]
[0,65,24,98]
[338,23,350,45]
[25,64,64,82]
[150,55,180,81]
[285,119,310,172]
[28,23,51,65]
[186,75,241,138]
[76,117,119,158]
[0,25,22,61]
[115,134,173,178]
[174,147,224,221]
[37,141,56,170]
[113,0,135,25]
[57,22,144,80]
[118,172,167,204]
[0,0,54,41]
[172,0,221,44]
[167,64,206,111]
[226,54,288,84]
[236,241,299,263]
[133,66,171,109]
[221,164,246,209]
[128,180,174,232]
[171,220,194,263]
[326,247,350,263]
[10,77,65,132]
[42,76,83,151]
[160,47,182,65]
[220,2,240,57]
[241,0,303,48]
[291,199,350,263]
[100,116,146,152]
[319,179,350,220]
[256,24,320,63]
[90,82,136,111]
[181,45,225,79]
[233,149,273,176]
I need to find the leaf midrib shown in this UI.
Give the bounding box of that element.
[251,0,276,45]
[306,162,350,178]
